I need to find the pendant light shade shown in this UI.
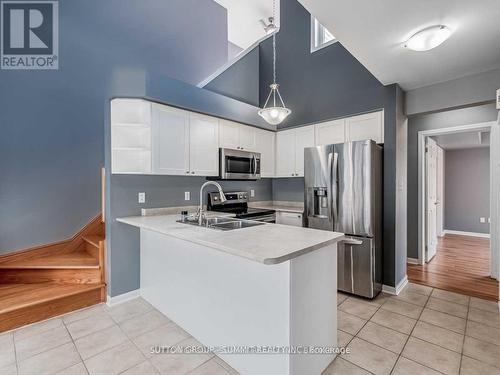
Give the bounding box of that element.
[258,83,291,125]
[258,0,291,125]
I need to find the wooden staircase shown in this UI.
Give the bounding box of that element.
[0,215,106,332]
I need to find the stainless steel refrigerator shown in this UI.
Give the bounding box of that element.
[304,140,383,298]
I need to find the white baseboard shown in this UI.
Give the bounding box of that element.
[382,276,408,296]
[407,257,420,265]
[106,289,140,307]
[443,230,490,238]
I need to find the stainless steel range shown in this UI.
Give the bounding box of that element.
[207,191,276,223]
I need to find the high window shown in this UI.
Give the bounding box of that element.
[311,16,336,52]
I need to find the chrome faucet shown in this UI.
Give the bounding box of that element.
[197,181,227,225]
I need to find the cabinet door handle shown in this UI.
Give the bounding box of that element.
[241,147,244,150]
[191,171,195,174]
[186,171,189,174]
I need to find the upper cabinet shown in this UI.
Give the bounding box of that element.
[276,125,315,177]
[315,119,345,146]
[151,105,219,176]
[219,120,256,151]
[111,98,383,178]
[314,110,384,146]
[188,113,219,176]
[111,99,152,174]
[345,111,384,144]
[151,104,190,176]
[254,128,275,178]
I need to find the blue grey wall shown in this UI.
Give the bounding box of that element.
[205,47,260,107]
[407,103,498,258]
[0,0,229,254]
[208,0,402,287]
[272,178,304,202]
[445,148,490,234]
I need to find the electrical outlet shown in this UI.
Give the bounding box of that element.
[184,191,190,201]
[488,217,491,223]
[250,189,255,197]
[480,217,486,223]
[138,192,146,204]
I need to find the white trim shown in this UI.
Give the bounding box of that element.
[417,121,495,266]
[443,230,490,238]
[310,15,338,53]
[382,276,408,295]
[197,29,278,88]
[106,289,140,307]
[407,257,420,265]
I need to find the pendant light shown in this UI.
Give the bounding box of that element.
[258,0,291,125]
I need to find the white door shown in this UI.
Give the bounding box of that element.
[426,137,439,261]
[294,126,316,177]
[436,146,445,237]
[152,104,190,175]
[239,125,256,151]
[346,111,384,144]
[315,119,345,146]
[219,120,240,149]
[255,128,275,177]
[189,113,219,176]
[276,129,296,177]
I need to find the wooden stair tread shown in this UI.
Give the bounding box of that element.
[0,283,104,314]
[83,235,105,248]
[0,250,99,269]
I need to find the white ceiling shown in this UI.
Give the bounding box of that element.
[432,131,490,150]
[298,0,500,90]
[214,0,279,50]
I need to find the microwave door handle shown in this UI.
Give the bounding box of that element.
[253,155,257,176]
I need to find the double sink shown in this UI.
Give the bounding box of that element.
[177,216,264,231]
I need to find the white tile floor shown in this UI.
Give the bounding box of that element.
[0,283,498,375]
[325,283,500,375]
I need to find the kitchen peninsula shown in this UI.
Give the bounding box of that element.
[117,213,344,375]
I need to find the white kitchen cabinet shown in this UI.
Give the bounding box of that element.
[219,120,256,151]
[276,126,315,177]
[345,110,384,144]
[276,211,303,227]
[276,129,297,177]
[189,113,219,176]
[315,119,345,146]
[294,126,316,177]
[111,99,152,174]
[152,104,190,175]
[254,128,275,177]
[151,104,219,176]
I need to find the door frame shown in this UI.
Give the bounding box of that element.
[417,121,496,268]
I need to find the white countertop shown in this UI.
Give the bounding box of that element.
[117,214,344,265]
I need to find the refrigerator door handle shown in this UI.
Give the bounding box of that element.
[332,152,339,225]
[350,246,354,292]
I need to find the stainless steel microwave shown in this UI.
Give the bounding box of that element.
[219,148,261,180]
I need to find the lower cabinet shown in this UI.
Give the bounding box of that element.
[276,212,303,227]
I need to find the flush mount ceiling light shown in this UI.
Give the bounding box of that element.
[258,0,291,125]
[404,25,452,51]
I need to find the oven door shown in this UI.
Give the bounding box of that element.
[220,148,261,179]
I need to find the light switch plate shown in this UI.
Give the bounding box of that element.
[250,189,255,197]
[138,192,146,204]
[184,191,190,201]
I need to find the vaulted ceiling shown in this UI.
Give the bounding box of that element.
[298,0,500,90]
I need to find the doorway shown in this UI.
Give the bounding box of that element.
[408,121,499,300]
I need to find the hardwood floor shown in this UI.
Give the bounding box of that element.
[408,234,499,301]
